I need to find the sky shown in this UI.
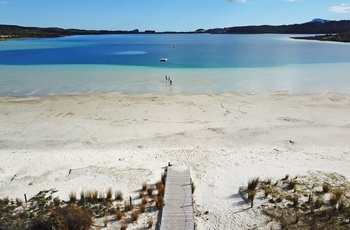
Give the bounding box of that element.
[0,0,350,32]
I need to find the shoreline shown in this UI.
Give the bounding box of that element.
[2,63,350,96]
[1,91,350,229]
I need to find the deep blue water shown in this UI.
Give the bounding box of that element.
[1,34,350,68]
[1,34,350,96]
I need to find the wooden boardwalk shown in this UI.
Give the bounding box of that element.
[160,165,194,230]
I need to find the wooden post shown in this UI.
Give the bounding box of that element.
[24,194,27,203]
[129,196,132,207]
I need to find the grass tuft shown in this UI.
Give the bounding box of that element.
[120,221,128,230]
[142,182,147,192]
[147,217,153,228]
[147,187,154,196]
[115,190,123,201]
[247,177,259,191]
[115,210,123,220]
[131,210,139,222]
[322,182,332,193]
[287,179,297,190]
[106,187,113,200]
[69,191,77,203]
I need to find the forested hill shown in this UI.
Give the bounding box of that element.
[205,20,350,34]
[2,19,350,39]
[0,25,145,39]
[292,30,350,42]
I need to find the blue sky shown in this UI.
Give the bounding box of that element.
[0,0,349,31]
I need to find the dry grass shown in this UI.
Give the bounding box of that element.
[115,190,123,201]
[147,187,154,196]
[120,221,128,230]
[141,197,148,205]
[139,203,146,213]
[106,187,113,200]
[322,182,332,193]
[131,210,140,222]
[115,210,124,220]
[287,179,297,190]
[147,217,153,228]
[124,202,134,212]
[142,182,147,191]
[247,177,259,191]
[156,196,164,210]
[241,172,350,229]
[69,191,77,203]
[0,172,167,230]
[156,181,165,197]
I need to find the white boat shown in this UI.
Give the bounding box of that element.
[160,58,168,62]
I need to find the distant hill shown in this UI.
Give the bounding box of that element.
[2,19,350,40]
[0,25,142,39]
[205,19,350,34]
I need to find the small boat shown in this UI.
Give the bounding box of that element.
[160,58,168,62]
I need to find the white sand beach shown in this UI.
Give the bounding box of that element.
[1,92,350,229]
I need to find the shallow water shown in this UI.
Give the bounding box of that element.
[1,34,350,96]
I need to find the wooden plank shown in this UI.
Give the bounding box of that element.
[160,165,194,230]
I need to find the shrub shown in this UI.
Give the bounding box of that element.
[315,196,324,209]
[80,190,85,201]
[120,222,128,230]
[115,210,123,220]
[142,182,147,191]
[139,203,146,213]
[124,202,133,212]
[53,197,61,207]
[293,195,299,207]
[147,217,153,228]
[106,187,113,200]
[16,198,23,206]
[92,190,99,202]
[141,197,148,205]
[104,215,108,227]
[139,191,145,199]
[282,174,289,180]
[264,186,271,197]
[69,192,77,203]
[157,182,165,197]
[334,188,343,200]
[147,187,154,196]
[49,205,92,230]
[322,182,332,193]
[115,190,123,201]
[288,179,297,190]
[152,196,158,205]
[156,196,164,210]
[247,177,259,191]
[131,210,139,222]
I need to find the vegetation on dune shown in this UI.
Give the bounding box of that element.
[240,172,350,229]
[0,171,169,230]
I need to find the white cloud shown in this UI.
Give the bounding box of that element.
[227,0,247,3]
[329,3,350,14]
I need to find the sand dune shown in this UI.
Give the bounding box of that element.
[1,92,350,229]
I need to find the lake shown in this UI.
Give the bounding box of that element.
[1,34,350,96]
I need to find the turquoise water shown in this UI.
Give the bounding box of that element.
[1,34,350,96]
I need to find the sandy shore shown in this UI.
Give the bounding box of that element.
[1,92,350,229]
